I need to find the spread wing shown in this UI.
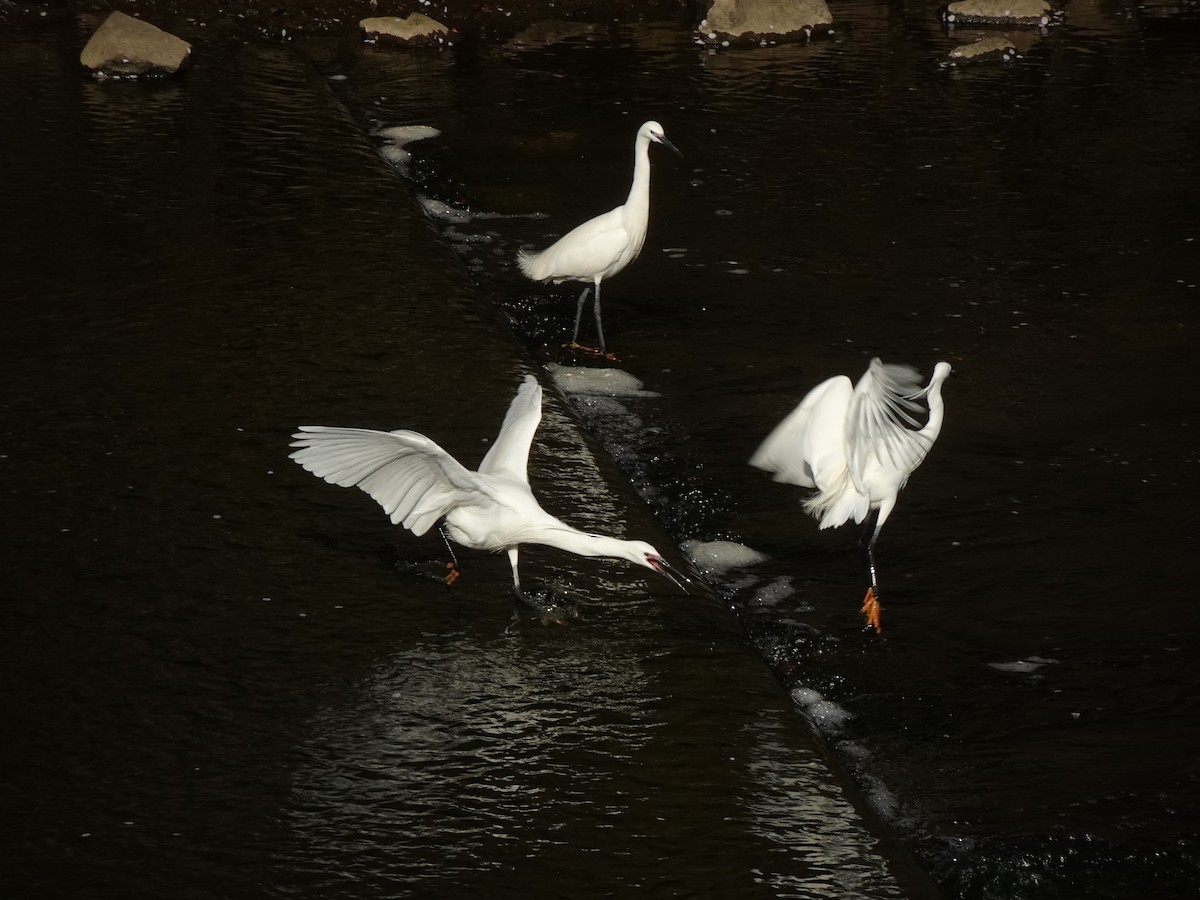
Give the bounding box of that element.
[750,375,853,490]
[477,375,542,481]
[289,426,489,536]
[846,358,933,487]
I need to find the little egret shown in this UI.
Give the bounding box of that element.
[289,375,688,602]
[749,359,952,632]
[517,120,681,358]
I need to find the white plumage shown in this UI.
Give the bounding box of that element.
[751,358,952,631]
[517,120,681,357]
[290,375,686,597]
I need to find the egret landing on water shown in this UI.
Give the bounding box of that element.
[750,358,952,633]
[517,120,681,359]
[289,375,689,610]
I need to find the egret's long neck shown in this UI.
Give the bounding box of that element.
[921,365,952,442]
[531,522,638,563]
[624,134,653,216]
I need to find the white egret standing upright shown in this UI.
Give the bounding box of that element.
[517,120,681,358]
[750,359,952,632]
[289,375,688,603]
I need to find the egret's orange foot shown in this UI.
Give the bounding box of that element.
[564,341,619,361]
[861,588,882,634]
[443,563,461,586]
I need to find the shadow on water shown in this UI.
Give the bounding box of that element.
[305,2,1200,896]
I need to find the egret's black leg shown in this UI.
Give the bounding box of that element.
[859,508,881,551]
[571,287,591,346]
[861,529,883,633]
[502,547,529,631]
[440,525,461,585]
[592,281,607,356]
[866,534,880,600]
[507,547,523,597]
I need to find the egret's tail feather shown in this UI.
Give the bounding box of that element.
[805,493,869,530]
[802,467,869,530]
[517,247,549,282]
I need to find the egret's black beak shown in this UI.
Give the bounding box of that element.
[649,555,692,593]
[655,135,683,159]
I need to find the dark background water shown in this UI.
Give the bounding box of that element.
[3,2,1199,897]
[0,16,922,900]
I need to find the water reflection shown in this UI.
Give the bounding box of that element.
[740,714,906,897]
[288,633,658,892]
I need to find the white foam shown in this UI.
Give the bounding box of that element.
[378,144,411,167]
[681,539,768,577]
[861,775,900,821]
[750,575,795,607]
[790,686,854,732]
[418,196,545,225]
[443,226,493,245]
[376,124,441,147]
[546,364,660,398]
[988,656,1059,674]
[418,196,473,224]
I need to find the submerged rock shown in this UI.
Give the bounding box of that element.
[506,19,605,50]
[697,0,833,46]
[79,11,191,79]
[360,13,452,48]
[944,21,1046,64]
[949,34,1019,61]
[943,0,1057,27]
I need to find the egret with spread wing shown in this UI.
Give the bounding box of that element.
[750,359,952,632]
[517,120,681,358]
[290,375,688,602]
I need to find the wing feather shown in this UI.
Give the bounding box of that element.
[478,375,542,480]
[289,426,488,536]
[750,376,853,490]
[847,359,933,487]
[519,208,628,283]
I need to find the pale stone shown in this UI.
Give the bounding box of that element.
[79,11,191,79]
[945,0,1053,25]
[360,13,450,45]
[701,0,833,41]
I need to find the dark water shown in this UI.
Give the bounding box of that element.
[2,2,1198,897]
[1,17,922,900]
[313,1,1200,895]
